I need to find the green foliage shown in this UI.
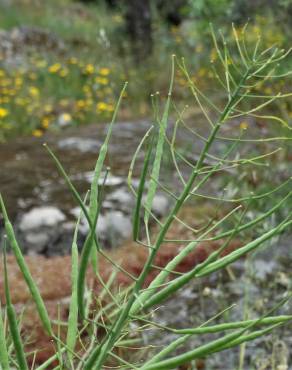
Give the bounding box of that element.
[0,26,291,369]
[1,0,292,140]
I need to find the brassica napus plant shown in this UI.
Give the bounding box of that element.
[0,26,291,370]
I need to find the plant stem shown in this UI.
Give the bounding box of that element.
[83,67,252,370]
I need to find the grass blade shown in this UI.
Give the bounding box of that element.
[144,55,175,226]
[0,294,9,370]
[173,315,292,334]
[88,82,128,270]
[65,213,81,363]
[78,83,128,317]
[196,220,292,277]
[132,131,155,240]
[3,247,28,370]
[0,194,52,336]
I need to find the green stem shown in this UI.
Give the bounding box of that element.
[83,67,252,370]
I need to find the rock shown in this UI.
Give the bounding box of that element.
[58,137,100,153]
[97,173,125,187]
[98,211,132,247]
[25,232,50,254]
[106,187,135,211]
[149,193,170,217]
[72,171,124,186]
[0,26,64,66]
[276,271,290,288]
[70,206,84,219]
[252,260,277,281]
[72,209,132,248]
[10,26,64,50]
[19,206,66,231]
[153,193,170,216]
[17,207,67,255]
[70,189,170,249]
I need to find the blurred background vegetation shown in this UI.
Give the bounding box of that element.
[0,0,291,140]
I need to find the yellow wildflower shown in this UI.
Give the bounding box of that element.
[95,76,108,85]
[32,129,43,137]
[240,121,249,130]
[61,113,71,122]
[99,68,110,76]
[15,77,23,87]
[29,86,39,97]
[96,102,107,111]
[59,68,68,78]
[59,113,72,126]
[48,63,62,73]
[41,117,50,128]
[84,64,94,74]
[76,100,86,109]
[0,107,9,119]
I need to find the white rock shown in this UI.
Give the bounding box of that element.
[76,210,132,245]
[107,188,134,207]
[72,171,124,186]
[100,211,132,242]
[58,137,99,153]
[70,206,84,219]
[97,173,124,187]
[19,206,66,231]
[142,194,170,217]
[25,232,49,249]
